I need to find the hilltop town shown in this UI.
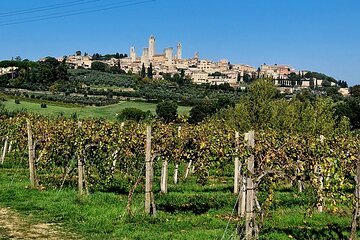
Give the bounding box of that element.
[47,35,348,94]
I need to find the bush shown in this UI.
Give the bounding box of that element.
[15,99,20,104]
[40,103,47,108]
[117,108,151,122]
[156,101,178,123]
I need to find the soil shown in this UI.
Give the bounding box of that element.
[0,207,80,240]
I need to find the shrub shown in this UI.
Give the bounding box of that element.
[15,99,20,104]
[117,108,151,122]
[156,101,178,123]
[40,103,47,108]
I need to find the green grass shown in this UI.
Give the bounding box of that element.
[1,99,191,121]
[0,162,357,240]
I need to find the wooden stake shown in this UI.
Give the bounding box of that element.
[7,140,12,154]
[245,131,255,240]
[26,119,36,187]
[234,131,240,194]
[145,125,155,215]
[77,122,84,195]
[174,164,179,184]
[317,135,325,212]
[184,160,192,179]
[174,126,181,184]
[78,153,84,195]
[160,158,168,194]
[239,175,246,217]
[1,136,8,164]
[83,161,89,196]
[350,154,360,240]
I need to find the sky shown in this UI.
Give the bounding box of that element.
[0,0,359,86]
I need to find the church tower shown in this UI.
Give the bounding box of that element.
[176,42,182,60]
[141,48,149,66]
[130,46,136,62]
[149,35,155,60]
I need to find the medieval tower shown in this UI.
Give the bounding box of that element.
[130,46,136,62]
[164,47,173,65]
[141,48,149,65]
[176,42,182,60]
[149,35,155,60]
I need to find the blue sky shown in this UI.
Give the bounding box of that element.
[0,0,359,86]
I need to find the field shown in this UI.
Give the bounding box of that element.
[1,98,191,121]
[1,88,359,239]
[0,163,355,240]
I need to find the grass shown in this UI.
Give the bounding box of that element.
[0,161,357,239]
[1,98,191,121]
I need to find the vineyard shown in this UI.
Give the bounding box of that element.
[0,109,359,239]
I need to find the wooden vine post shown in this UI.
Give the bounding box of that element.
[77,121,85,196]
[184,160,192,179]
[78,152,84,195]
[160,157,168,194]
[174,126,181,184]
[245,131,255,240]
[234,131,240,194]
[1,136,8,164]
[317,135,325,212]
[297,161,303,193]
[26,119,37,188]
[350,154,360,240]
[145,125,156,215]
[236,131,246,218]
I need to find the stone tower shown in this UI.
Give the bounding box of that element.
[141,48,149,66]
[176,42,182,60]
[149,35,155,60]
[164,47,173,65]
[130,46,136,62]
[194,52,199,59]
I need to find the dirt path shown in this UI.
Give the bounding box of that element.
[0,207,80,240]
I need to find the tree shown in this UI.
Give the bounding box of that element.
[76,51,82,56]
[337,80,348,88]
[335,98,360,130]
[350,85,360,98]
[325,87,342,101]
[188,99,216,124]
[92,53,101,60]
[117,108,151,122]
[91,61,108,72]
[246,80,280,129]
[321,79,331,87]
[140,63,146,78]
[180,69,185,80]
[156,101,178,123]
[236,73,241,82]
[147,63,153,79]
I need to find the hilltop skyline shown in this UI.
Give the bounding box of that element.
[0,0,359,86]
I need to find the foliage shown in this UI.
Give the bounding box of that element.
[156,101,178,123]
[350,85,360,98]
[0,77,359,239]
[91,61,109,72]
[188,99,216,124]
[305,71,338,84]
[0,58,68,89]
[116,108,152,122]
[335,98,360,130]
